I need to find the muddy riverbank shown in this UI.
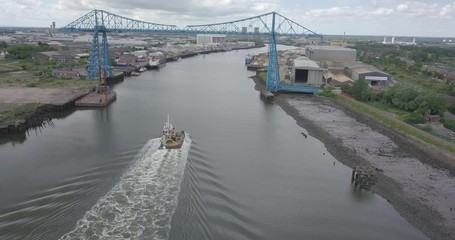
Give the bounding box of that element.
[252,76,455,240]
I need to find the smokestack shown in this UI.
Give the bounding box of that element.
[391,37,395,44]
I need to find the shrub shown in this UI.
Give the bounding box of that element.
[444,120,455,132]
[317,86,336,98]
[341,83,351,94]
[420,124,433,132]
[403,108,427,124]
[448,104,455,115]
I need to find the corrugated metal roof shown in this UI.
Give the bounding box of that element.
[351,66,390,76]
[324,72,353,82]
[351,67,372,74]
[306,45,356,52]
[294,56,321,69]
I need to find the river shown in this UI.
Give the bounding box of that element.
[0,46,428,239]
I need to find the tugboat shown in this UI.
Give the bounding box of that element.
[159,115,185,149]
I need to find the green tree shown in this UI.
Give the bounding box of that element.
[404,108,427,124]
[6,44,53,60]
[0,41,7,48]
[351,79,370,101]
[417,92,447,116]
[384,84,420,111]
[340,83,352,94]
[109,58,117,67]
[444,120,455,132]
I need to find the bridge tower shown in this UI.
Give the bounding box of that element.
[87,10,112,79]
[266,12,280,92]
[61,10,321,91]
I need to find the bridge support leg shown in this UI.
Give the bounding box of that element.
[266,12,280,92]
[87,29,112,79]
[101,31,112,77]
[87,29,100,79]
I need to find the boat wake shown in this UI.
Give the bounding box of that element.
[60,135,191,240]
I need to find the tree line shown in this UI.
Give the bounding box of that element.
[0,41,53,60]
[342,80,449,125]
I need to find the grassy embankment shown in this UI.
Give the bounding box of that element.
[0,103,41,126]
[0,60,97,88]
[335,94,455,155]
[257,72,267,83]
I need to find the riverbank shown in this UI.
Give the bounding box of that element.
[251,76,455,240]
[0,45,264,135]
[0,87,91,133]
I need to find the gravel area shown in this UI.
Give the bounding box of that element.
[0,87,90,112]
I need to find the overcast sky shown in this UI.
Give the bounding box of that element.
[2,0,455,37]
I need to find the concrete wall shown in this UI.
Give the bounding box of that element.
[352,71,359,81]
[292,68,324,87]
[293,69,323,86]
[307,70,324,86]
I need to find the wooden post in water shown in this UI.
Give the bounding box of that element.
[351,166,376,190]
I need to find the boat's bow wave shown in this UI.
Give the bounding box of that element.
[60,135,192,240]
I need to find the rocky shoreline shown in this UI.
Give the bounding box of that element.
[252,76,455,240]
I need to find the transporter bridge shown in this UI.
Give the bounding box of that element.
[60,10,322,92]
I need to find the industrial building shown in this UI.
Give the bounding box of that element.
[52,68,86,79]
[345,65,392,86]
[196,34,226,45]
[241,27,260,34]
[290,56,325,87]
[305,45,357,63]
[33,51,75,63]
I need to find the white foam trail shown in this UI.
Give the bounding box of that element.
[60,135,192,240]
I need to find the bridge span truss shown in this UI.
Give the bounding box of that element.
[61,10,322,92]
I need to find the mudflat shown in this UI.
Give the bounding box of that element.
[253,77,455,240]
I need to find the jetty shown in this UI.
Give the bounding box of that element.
[75,87,116,107]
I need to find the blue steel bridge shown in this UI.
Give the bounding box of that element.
[60,9,322,93]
